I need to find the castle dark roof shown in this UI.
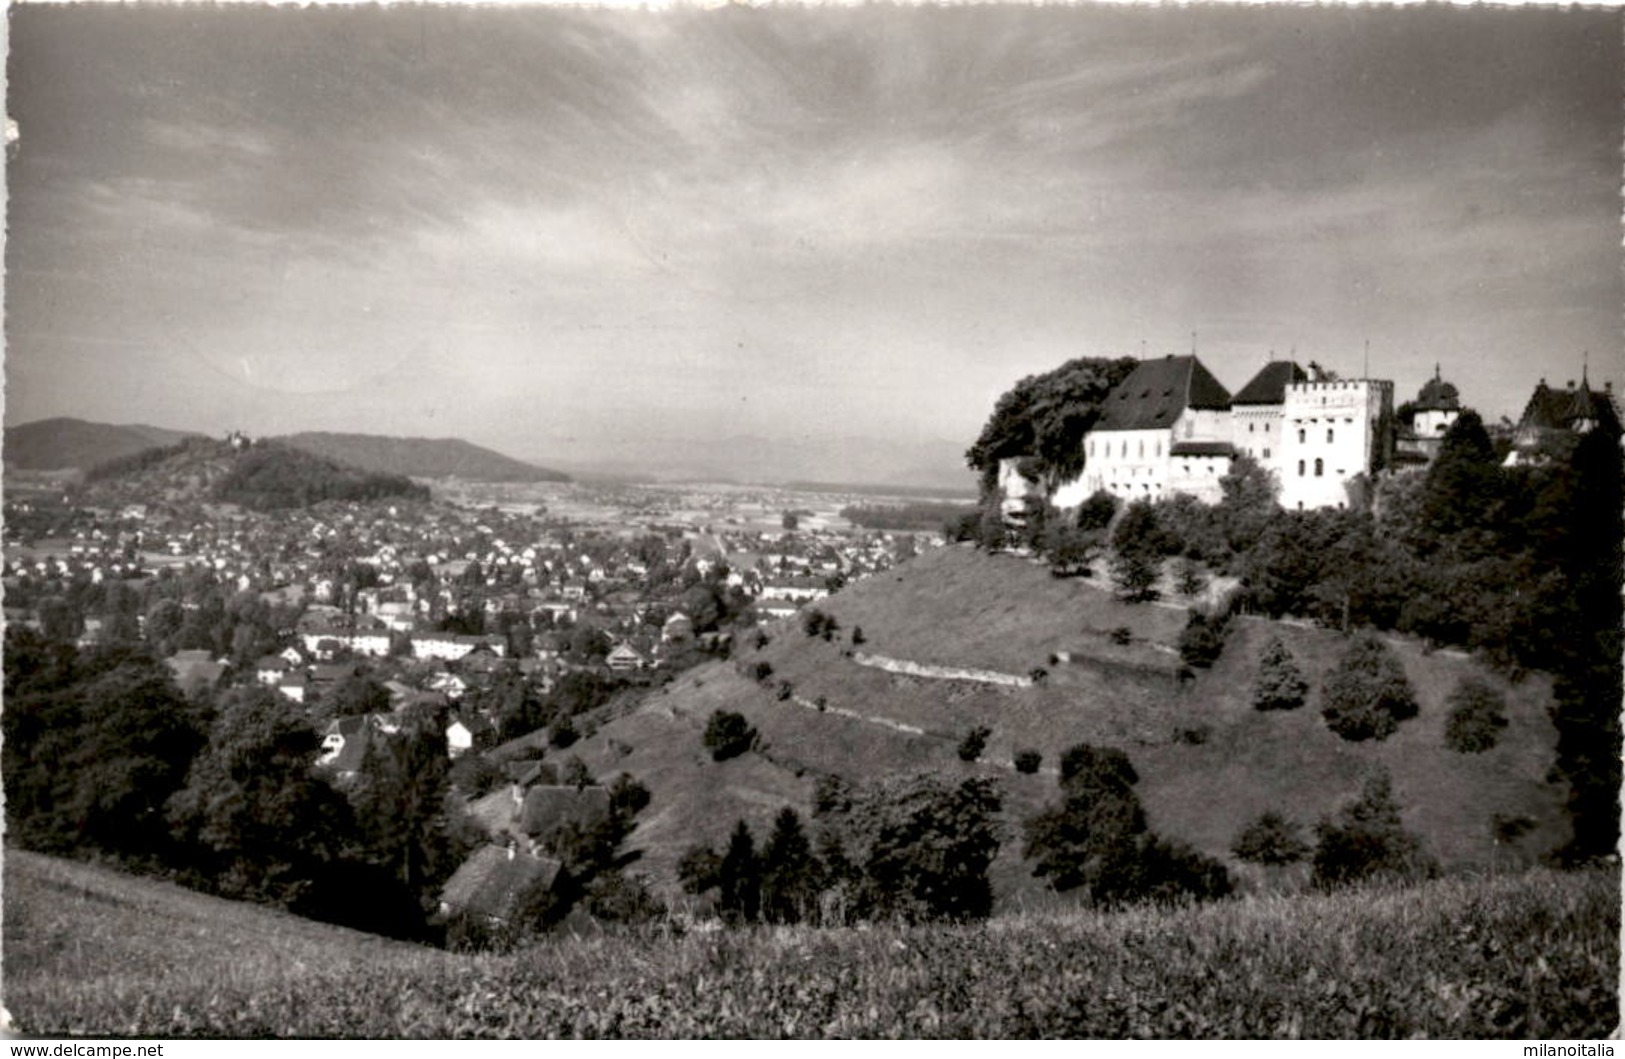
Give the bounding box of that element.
[1414,366,1461,412]
[1094,356,1231,431]
[1231,361,1308,406]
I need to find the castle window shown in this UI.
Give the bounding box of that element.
[1185,421,1194,439]
[1089,441,1094,457]
[1155,441,1161,457]
[1298,429,1306,444]
[1138,440,1144,458]
[1314,458,1324,477]
[1263,448,1271,459]
[1327,428,1334,443]
[1249,423,1255,433]
[1264,422,1270,432]
[1297,460,1305,477]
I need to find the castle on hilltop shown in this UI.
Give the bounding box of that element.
[1001,354,1395,514]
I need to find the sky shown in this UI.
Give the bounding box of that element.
[5,3,1622,472]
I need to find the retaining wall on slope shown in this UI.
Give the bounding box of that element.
[849,652,1034,688]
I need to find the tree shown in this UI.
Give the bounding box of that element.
[1215,453,1279,558]
[1320,632,1419,741]
[1173,557,1208,598]
[843,773,1003,923]
[1075,490,1120,532]
[1177,609,1230,669]
[1252,636,1308,711]
[4,649,205,861]
[1024,744,1148,900]
[966,357,1138,495]
[1231,811,1310,866]
[1013,748,1042,775]
[759,807,820,924]
[1418,410,1503,550]
[167,688,373,917]
[957,725,992,762]
[1312,770,1435,888]
[703,710,756,762]
[1044,522,1105,577]
[349,715,467,919]
[1443,676,1508,754]
[717,820,762,925]
[1109,549,1160,602]
[677,844,724,896]
[781,511,800,532]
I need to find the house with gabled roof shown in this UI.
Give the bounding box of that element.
[1504,373,1621,467]
[438,843,563,928]
[1066,355,1234,506]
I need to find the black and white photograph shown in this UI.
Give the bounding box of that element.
[1,0,1619,1040]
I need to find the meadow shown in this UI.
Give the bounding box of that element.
[5,849,1616,1039]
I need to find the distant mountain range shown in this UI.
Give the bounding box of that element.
[4,419,570,484]
[4,417,973,491]
[275,432,569,484]
[3,418,202,472]
[534,433,975,493]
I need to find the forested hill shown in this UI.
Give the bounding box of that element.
[276,432,569,483]
[80,437,429,511]
[4,417,201,471]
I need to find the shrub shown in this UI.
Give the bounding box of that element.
[1110,550,1161,602]
[607,773,651,817]
[1109,626,1133,646]
[1076,489,1120,532]
[1444,677,1508,754]
[1232,811,1310,866]
[1177,609,1230,669]
[547,717,579,749]
[1319,632,1419,741]
[582,870,664,926]
[776,680,794,702]
[561,755,594,790]
[851,626,866,646]
[1029,666,1049,685]
[1013,748,1042,774]
[1252,636,1308,711]
[1312,770,1436,888]
[1174,557,1208,598]
[748,661,774,683]
[702,710,756,762]
[957,725,992,762]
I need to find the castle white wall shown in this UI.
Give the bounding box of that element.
[1078,428,1173,503]
[1231,406,1283,464]
[1275,380,1392,511]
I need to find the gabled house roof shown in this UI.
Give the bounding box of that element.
[440,845,562,923]
[1231,361,1308,406]
[1095,356,1232,431]
[1516,378,1621,436]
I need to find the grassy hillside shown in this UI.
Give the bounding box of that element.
[5,849,1614,1037]
[277,432,569,483]
[558,544,1567,910]
[4,417,199,471]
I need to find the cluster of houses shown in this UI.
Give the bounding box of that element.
[1000,355,1619,517]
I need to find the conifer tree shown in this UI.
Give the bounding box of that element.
[1252,636,1308,711]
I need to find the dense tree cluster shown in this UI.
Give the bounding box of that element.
[842,502,978,532]
[1319,632,1419,742]
[683,773,1004,926]
[213,443,430,510]
[966,357,1139,496]
[1311,771,1437,888]
[1024,744,1231,906]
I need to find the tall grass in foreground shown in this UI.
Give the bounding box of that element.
[5,851,1616,1038]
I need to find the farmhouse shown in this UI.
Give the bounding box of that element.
[438,843,563,927]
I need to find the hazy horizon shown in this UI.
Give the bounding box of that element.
[6,4,1621,478]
